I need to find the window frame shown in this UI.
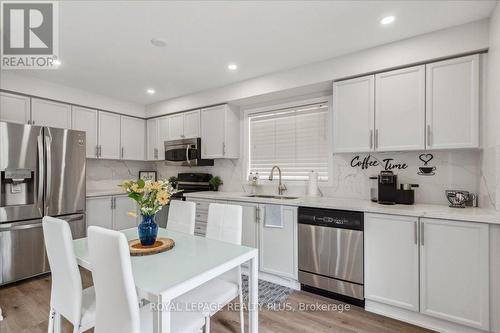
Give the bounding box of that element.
[242,95,333,186]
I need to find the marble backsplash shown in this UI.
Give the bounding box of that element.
[86,159,155,192]
[153,149,491,208]
[87,149,494,209]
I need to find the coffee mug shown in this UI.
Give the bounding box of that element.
[418,166,436,175]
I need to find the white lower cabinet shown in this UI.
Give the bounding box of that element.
[259,205,297,280]
[420,218,489,331]
[365,213,490,331]
[86,195,138,231]
[365,213,419,312]
[86,196,114,229]
[188,198,298,281]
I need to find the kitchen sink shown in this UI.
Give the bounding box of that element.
[246,194,299,200]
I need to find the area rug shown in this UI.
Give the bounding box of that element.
[241,275,294,310]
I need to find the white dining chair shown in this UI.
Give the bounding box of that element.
[88,226,207,333]
[175,203,245,332]
[42,216,96,333]
[166,200,196,234]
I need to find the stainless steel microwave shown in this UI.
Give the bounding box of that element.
[164,138,214,167]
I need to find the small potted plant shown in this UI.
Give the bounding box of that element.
[209,176,223,191]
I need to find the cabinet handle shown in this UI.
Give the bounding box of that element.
[369,130,373,149]
[255,207,260,223]
[427,125,431,146]
[154,148,158,159]
[222,142,226,155]
[420,222,424,246]
[414,221,418,245]
[121,147,124,159]
[374,129,379,149]
[32,120,35,125]
[95,145,99,158]
[110,197,114,209]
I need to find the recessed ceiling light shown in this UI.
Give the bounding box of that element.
[52,59,61,66]
[380,16,395,25]
[147,89,156,95]
[227,63,238,71]
[150,38,167,47]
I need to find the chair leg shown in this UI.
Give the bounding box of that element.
[47,308,55,333]
[53,311,62,333]
[204,315,211,333]
[239,288,245,333]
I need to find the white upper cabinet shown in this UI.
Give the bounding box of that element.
[146,118,160,160]
[0,92,31,124]
[31,98,72,129]
[98,111,121,160]
[201,104,239,159]
[333,76,375,153]
[420,218,489,330]
[72,106,98,158]
[120,116,145,161]
[158,116,170,147]
[365,213,419,312]
[375,65,425,151]
[183,110,200,139]
[426,55,479,149]
[167,113,184,140]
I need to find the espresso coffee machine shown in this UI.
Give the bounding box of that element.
[378,171,397,204]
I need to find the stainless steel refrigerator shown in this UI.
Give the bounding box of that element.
[0,121,86,285]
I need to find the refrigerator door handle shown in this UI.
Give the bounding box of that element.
[0,222,43,231]
[37,134,44,216]
[45,134,53,215]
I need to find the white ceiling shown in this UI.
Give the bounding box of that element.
[3,0,496,105]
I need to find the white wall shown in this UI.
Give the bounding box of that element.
[146,19,489,117]
[0,72,145,117]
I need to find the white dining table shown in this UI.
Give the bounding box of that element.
[73,228,259,333]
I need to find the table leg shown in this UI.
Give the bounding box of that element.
[249,255,259,333]
[153,295,171,333]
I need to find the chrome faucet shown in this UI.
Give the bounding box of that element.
[269,165,287,195]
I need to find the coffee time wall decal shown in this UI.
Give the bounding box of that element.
[350,155,408,170]
[349,153,437,176]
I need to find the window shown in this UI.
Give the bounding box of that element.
[248,103,329,181]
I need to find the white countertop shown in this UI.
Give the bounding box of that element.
[86,188,127,198]
[184,191,499,224]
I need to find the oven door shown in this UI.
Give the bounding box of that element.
[164,140,198,166]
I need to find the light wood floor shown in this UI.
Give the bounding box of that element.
[0,269,434,333]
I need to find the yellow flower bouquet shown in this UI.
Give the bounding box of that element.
[120,178,179,217]
[119,178,179,245]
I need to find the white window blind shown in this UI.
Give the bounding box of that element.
[248,103,329,181]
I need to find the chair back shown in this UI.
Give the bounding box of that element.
[166,200,196,234]
[206,203,243,244]
[42,216,83,325]
[88,226,140,333]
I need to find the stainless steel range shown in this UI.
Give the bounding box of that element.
[0,122,87,285]
[298,207,364,306]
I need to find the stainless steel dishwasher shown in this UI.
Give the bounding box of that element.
[298,207,364,306]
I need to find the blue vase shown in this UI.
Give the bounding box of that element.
[138,215,158,246]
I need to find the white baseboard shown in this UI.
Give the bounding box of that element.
[365,300,490,333]
[241,267,300,290]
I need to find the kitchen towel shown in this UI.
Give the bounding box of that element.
[263,204,283,228]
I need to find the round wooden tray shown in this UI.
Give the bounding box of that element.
[128,237,175,256]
